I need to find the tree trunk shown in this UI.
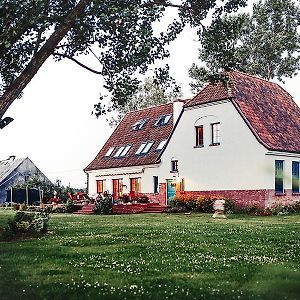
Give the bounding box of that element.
[0,0,92,119]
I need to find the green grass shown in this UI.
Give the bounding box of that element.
[0,209,299,300]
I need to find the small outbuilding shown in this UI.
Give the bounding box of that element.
[0,156,50,204]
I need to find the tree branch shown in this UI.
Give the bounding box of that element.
[33,27,44,54]
[141,0,182,9]
[53,52,102,75]
[0,0,93,119]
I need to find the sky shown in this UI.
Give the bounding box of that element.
[1,1,300,188]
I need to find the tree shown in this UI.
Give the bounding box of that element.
[14,175,77,201]
[189,0,300,91]
[107,77,181,127]
[0,0,248,120]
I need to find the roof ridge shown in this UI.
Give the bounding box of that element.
[229,70,277,85]
[126,101,173,116]
[228,70,295,99]
[184,83,211,106]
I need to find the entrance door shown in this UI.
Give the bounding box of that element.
[166,179,176,204]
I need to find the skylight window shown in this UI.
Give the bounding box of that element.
[154,114,172,126]
[132,118,148,130]
[105,147,115,157]
[141,142,154,154]
[114,146,125,157]
[119,144,131,157]
[156,140,167,151]
[136,141,154,155]
[114,144,131,158]
[136,143,147,155]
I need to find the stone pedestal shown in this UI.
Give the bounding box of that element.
[212,199,226,218]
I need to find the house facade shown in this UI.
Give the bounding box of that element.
[0,156,50,204]
[85,71,300,209]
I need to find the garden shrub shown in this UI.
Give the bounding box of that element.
[137,195,149,203]
[271,201,300,215]
[1,211,50,240]
[224,198,235,214]
[169,194,235,214]
[120,194,131,203]
[94,194,113,214]
[52,206,66,213]
[193,196,214,213]
[64,199,77,213]
[19,203,27,211]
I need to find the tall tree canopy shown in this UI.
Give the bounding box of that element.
[106,77,181,127]
[0,0,248,120]
[189,0,300,91]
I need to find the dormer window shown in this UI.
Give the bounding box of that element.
[132,119,148,130]
[114,144,131,158]
[156,140,167,151]
[155,114,172,127]
[136,141,154,155]
[105,147,115,157]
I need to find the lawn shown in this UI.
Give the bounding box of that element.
[0,209,299,300]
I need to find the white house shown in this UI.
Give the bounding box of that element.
[85,71,300,208]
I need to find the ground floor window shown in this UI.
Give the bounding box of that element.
[153,176,159,193]
[292,161,299,193]
[96,179,106,194]
[112,179,123,200]
[130,177,141,198]
[275,160,284,194]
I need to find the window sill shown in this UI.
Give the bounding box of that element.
[209,143,220,147]
[292,192,300,196]
[194,145,204,148]
[275,192,286,196]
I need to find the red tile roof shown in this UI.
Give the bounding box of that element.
[185,81,233,107]
[185,70,300,153]
[85,103,173,171]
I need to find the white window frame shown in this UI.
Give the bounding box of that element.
[119,144,131,157]
[105,147,115,157]
[141,142,154,154]
[156,140,167,151]
[114,146,125,157]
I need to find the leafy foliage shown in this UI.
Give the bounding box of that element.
[64,199,77,213]
[1,211,49,240]
[0,0,248,119]
[107,77,181,127]
[169,194,235,213]
[189,0,300,91]
[93,193,113,214]
[14,174,80,202]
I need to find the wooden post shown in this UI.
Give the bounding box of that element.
[26,186,28,205]
[39,189,42,206]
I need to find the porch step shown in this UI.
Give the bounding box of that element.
[74,204,95,215]
[112,203,147,214]
[142,204,168,213]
